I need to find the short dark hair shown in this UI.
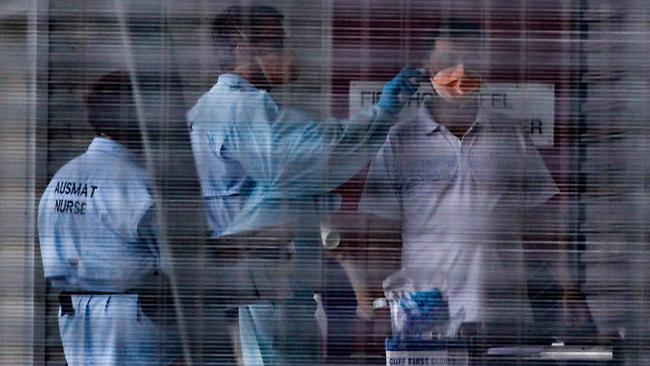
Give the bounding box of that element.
[85,71,137,138]
[426,18,483,49]
[211,5,285,71]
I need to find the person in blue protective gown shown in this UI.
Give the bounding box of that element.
[38,72,180,365]
[187,5,422,365]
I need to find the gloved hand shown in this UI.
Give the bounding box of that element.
[398,289,449,336]
[377,66,424,114]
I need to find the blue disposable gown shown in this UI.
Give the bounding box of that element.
[187,74,397,365]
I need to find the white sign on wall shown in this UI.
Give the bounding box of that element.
[349,81,555,146]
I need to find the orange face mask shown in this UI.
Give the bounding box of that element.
[430,64,481,103]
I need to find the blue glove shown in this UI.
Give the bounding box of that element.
[398,289,448,336]
[377,66,424,114]
[400,290,444,319]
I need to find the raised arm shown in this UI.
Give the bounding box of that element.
[230,67,423,196]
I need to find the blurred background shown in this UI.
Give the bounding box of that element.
[1,0,649,364]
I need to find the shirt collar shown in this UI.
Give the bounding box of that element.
[416,107,441,135]
[418,106,487,136]
[87,137,139,162]
[215,73,257,92]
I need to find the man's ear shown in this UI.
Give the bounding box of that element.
[233,41,256,78]
[234,41,252,61]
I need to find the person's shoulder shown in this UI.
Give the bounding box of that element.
[187,81,269,118]
[387,113,429,143]
[187,89,212,121]
[476,110,521,132]
[99,156,152,200]
[83,147,149,181]
[51,152,89,177]
[122,156,149,177]
[246,89,280,111]
[276,103,310,122]
[43,152,94,195]
[188,83,226,112]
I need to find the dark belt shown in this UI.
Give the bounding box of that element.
[58,272,175,323]
[58,291,115,316]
